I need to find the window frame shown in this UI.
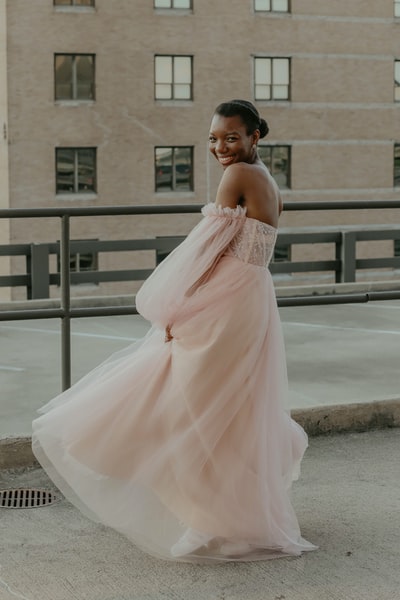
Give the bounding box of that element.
[54,53,96,102]
[55,147,97,195]
[394,143,400,187]
[258,144,291,189]
[254,0,290,13]
[57,240,99,287]
[254,57,291,101]
[154,146,194,192]
[154,55,193,101]
[154,0,192,8]
[54,0,95,6]
[395,60,400,102]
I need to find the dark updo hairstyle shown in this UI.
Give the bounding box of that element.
[214,99,269,138]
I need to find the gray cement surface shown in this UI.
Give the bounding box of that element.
[1,299,400,436]
[0,429,399,600]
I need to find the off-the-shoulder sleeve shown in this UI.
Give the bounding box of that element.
[135,202,246,328]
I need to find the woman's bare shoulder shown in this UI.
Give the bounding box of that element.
[215,163,249,208]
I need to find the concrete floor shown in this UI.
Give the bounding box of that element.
[1,300,399,599]
[1,429,399,600]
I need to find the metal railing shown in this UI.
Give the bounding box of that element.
[1,200,400,391]
[2,225,400,298]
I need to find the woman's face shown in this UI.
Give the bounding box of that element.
[208,114,258,169]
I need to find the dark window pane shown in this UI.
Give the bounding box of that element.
[77,252,96,271]
[56,148,75,192]
[77,149,96,192]
[273,245,291,262]
[175,147,192,190]
[394,145,400,187]
[155,148,173,190]
[272,146,290,188]
[76,55,95,100]
[259,145,290,189]
[55,55,73,100]
[258,146,272,170]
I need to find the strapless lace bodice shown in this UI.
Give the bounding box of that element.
[226,218,277,267]
[201,202,277,268]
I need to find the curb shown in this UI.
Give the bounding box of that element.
[292,398,400,436]
[1,399,399,470]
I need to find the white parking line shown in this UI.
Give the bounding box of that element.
[0,325,138,342]
[0,365,25,372]
[285,321,400,335]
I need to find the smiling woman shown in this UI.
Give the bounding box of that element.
[32,99,317,563]
[209,99,282,227]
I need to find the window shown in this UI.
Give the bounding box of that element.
[259,145,291,189]
[254,0,289,12]
[55,54,95,101]
[394,239,400,257]
[154,0,191,7]
[155,55,192,100]
[254,57,290,100]
[57,241,98,286]
[155,147,193,191]
[273,244,291,262]
[56,148,97,194]
[395,61,400,101]
[394,144,400,187]
[395,1,400,17]
[54,0,94,6]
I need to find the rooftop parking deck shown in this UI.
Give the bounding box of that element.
[1,428,399,600]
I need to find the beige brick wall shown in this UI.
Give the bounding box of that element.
[5,0,400,299]
[0,0,10,300]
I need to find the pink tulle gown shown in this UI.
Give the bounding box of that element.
[32,202,317,562]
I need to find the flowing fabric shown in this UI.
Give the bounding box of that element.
[32,202,317,562]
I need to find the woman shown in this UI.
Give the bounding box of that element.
[32,100,317,562]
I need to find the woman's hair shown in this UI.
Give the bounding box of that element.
[214,99,269,138]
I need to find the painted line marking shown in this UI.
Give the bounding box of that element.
[285,321,400,336]
[0,365,25,372]
[0,325,139,342]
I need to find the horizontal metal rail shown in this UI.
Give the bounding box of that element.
[1,289,400,324]
[1,199,400,219]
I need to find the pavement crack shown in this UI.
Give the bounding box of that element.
[0,565,31,600]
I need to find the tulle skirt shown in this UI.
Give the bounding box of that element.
[32,254,316,562]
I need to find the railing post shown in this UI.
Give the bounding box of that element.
[339,231,357,283]
[28,244,50,299]
[60,215,71,391]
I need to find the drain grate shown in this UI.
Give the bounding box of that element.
[0,488,58,509]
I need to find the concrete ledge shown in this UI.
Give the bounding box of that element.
[0,435,39,470]
[1,399,399,470]
[275,279,400,298]
[292,398,400,436]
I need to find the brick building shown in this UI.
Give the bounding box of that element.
[1,0,400,299]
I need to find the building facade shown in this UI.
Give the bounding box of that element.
[1,0,400,299]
